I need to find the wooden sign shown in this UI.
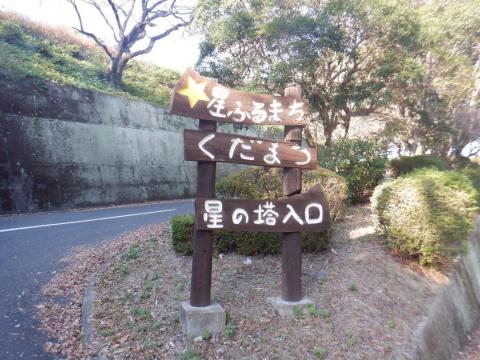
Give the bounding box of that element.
[195,184,329,233]
[170,68,309,126]
[184,130,317,169]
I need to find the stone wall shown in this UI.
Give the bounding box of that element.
[0,76,276,213]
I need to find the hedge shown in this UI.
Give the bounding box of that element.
[388,155,449,177]
[371,169,478,267]
[171,167,348,256]
[318,139,387,203]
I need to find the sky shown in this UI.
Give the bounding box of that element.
[0,0,201,72]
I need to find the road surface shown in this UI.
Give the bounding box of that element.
[0,200,193,359]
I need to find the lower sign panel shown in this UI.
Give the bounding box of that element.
[195,184,330,232]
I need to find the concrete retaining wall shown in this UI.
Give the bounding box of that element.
[0,76,276,213]
[406,216,480,360]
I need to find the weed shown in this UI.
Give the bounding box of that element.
[149,236,158,243]
[121,292,133,304]
[348,283,358,292]
[123,244,142,261]
[387,319,397,329]
[140,283,153,299]
[292,305,304,318]
[114,264,129,275]
[225,322,234,339]
[150,271,160,281]
[313,347,326,359]
[318,308,331,319]
[100,328,114,337]
[345,332,358,348]
[307,303,320,316]
[133,307,152,321]
[202,330,212,341]
[181,349,201,360]
[176,282,186,292]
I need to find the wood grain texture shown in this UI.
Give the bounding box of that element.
[195,184,330,233]
[282,85,304,301]
[170,68,309,126]
[184,130,317,169]
[190,120,216,307]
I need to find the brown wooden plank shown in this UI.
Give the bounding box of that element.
[194,184,330,233]
[184,130,317,169]
[170,68,309,126]
[190,120,216,307]
[282,85,304,301]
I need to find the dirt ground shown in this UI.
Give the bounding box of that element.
[38,206,451,359]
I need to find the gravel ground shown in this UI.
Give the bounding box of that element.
[37,205,449,359]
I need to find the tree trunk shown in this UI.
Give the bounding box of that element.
[110,57,127,90]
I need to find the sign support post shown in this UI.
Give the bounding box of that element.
[282,85,303,302]
[190,119,216,307]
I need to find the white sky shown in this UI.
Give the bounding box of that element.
[0,0,201,72]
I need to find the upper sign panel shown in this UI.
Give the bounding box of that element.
[170,68,309,126]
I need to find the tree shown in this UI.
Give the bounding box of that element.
[66,0,191,88]
[195,0,422,146]
[380,0,480,159]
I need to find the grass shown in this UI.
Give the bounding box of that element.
[348,283,358,292]
[313,347,326,359]
[122,244,142,261]
[345,332,358,348]
[0,10,178,107]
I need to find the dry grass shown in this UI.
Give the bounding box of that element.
[0,10,99,54]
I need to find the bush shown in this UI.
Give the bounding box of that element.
[388,155,449,177]
[171,215,195,255]
[460,166,480,205]
[0,20,24,45]
[318,139,387,203]
[171,167,348,256]
[371,169,478,267]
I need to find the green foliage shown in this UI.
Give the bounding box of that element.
[202,330,212,341]
[348,283,358,292]
[318,139,387,203]
[0,19,23,44]
[122,244,142,261]
[132,307,152,321]
[225,321,234,339]
[171,167,347,256]
[170,215,195,255]
[313,347,326,359]
[372,169,478,267]
[181,349,202,360]
[460,166,480,205]
[389,155,449,177]
[195,0,423,144]
[0,13,177,107]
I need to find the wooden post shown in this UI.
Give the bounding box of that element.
[282,85,303,302]
[190,119,217,307]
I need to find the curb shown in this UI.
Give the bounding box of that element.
[81,259,115,360]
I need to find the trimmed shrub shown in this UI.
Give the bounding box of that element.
[371,169,478,267]
[388,155,449,177]
[318,139,387,203]
[171,167,348,256]
[171,215,195,255]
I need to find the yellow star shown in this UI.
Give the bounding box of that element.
[177,76,210,108]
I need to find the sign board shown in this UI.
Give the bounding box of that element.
[184,130,317,169]
[195,184,329,232]
[170,68,309,126]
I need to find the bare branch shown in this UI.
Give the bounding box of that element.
[73,27,114,59]
[127,20,189,59]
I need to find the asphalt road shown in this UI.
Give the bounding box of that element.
[0,200,194,360]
